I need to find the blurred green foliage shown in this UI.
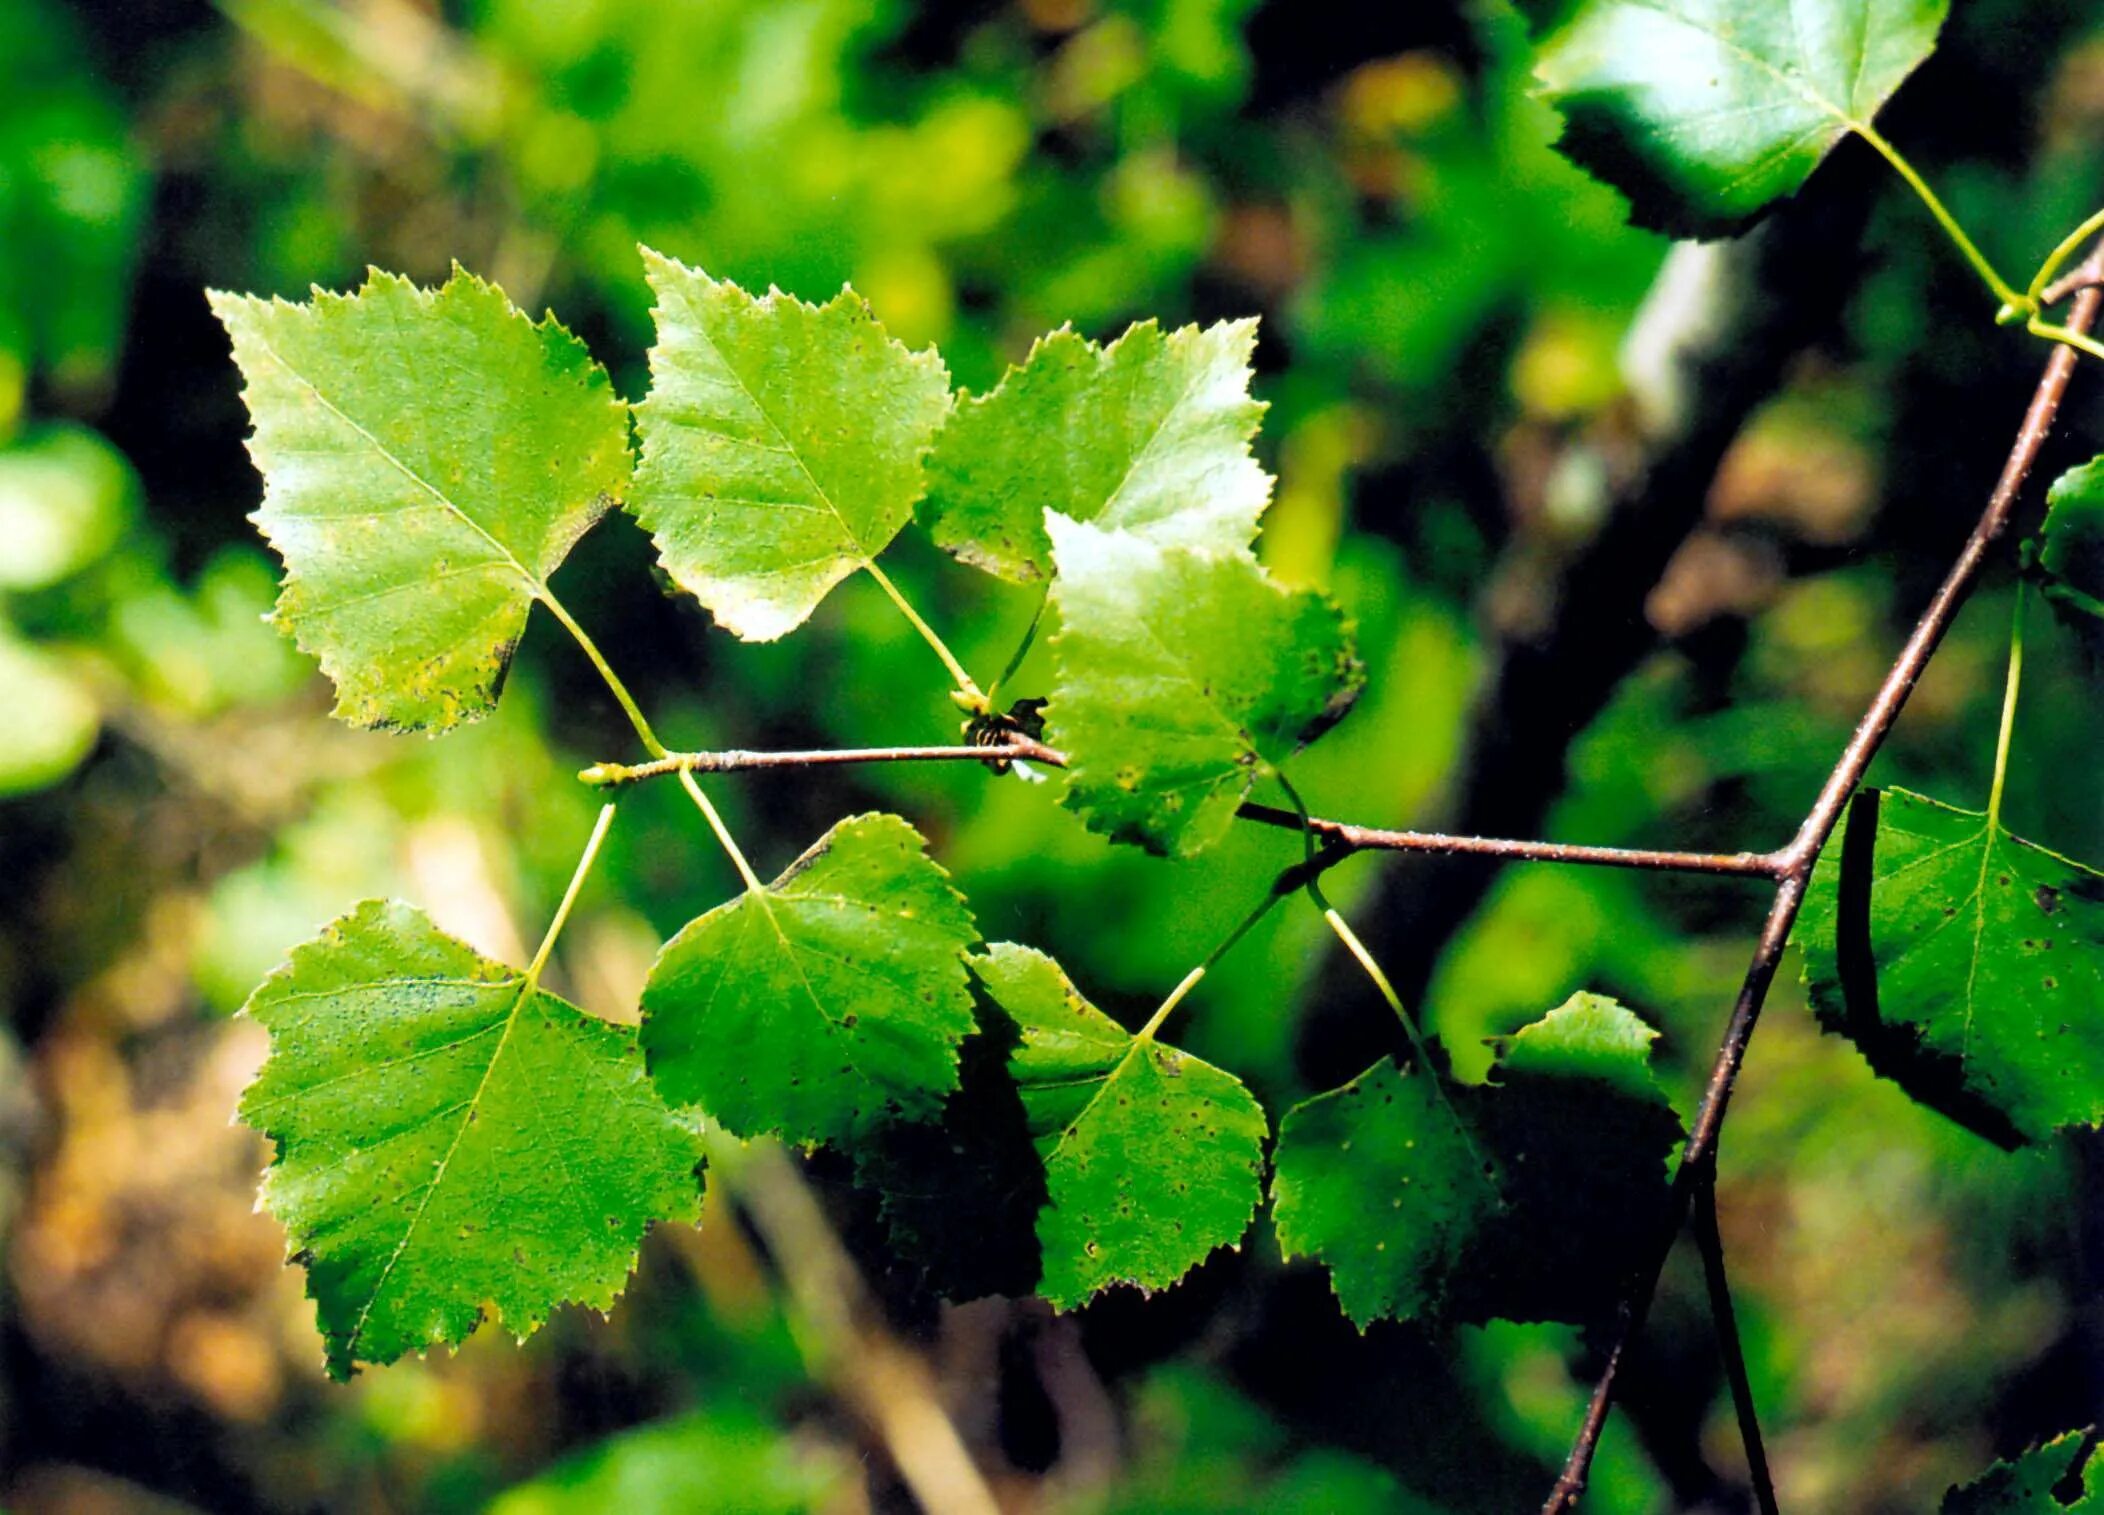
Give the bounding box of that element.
[3,0,2104,1511]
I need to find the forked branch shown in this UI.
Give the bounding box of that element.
[1542,257,2104,1514]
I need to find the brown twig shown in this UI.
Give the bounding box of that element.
[1541,261,2104,1514]
[2042,265,2104,307]
[581,742,1784,878]
[1692,1173,1779,1515]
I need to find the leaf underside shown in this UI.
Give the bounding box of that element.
[851,1005,1047,1303]
[212,267,631,733]
[640,812,981,1147]
[1522,0,1951,237]
[1045,516,1364,857]
[1271,992,1682,1329]
[1801,787,2104,1148]
[627,249,952,642]
[1942,1430,2104,1514]
[974,943,1269,1310]
[921,319,1270,583]
[240,900,704,1379]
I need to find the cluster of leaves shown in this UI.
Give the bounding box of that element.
[1516,0,2104,1156]
[209,27,2104,1515]
[215,255,1691,1377]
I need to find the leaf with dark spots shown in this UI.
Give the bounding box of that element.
[1801,788,2104,1147]
[1272,993,1682,1329]
[1045,516,1364,857]
[972,943,1267,1309]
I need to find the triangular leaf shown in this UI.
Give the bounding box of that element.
[1800,788,2104,1147]
[1943,1430,2104,1513]
[211,268,630,733]
[1272,992,1681,1329]
[2038,458,2104,659]
[922,320,1270,584]
[240,900,704,1379]
[1045,516,1363,857]
[1523,0,1951,237]
[974,943,1268,1309]
[627,250,952,641]
[640,813,980,1146]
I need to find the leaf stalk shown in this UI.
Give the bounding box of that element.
[524,801,617,990]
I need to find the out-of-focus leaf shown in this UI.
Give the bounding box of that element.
[0,0,145,406]
[487,1407,845,1515]
[922,320,1269,583]
[0,626,96,796]
[1942,1429,2104,1513]
[974,943,1267,1309]
[1046,516,1363,857]
[641,813,979,1146]
[1521,0,1950,236]
[628,250,951,641]
[0,424,133,590]
[1107,1364,1460,1514]
[1800,788,2104,1147]
[1272,993,1681,1328]
[240,900,705,1379]
[212,268,631,734]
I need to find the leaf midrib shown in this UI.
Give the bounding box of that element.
[346,974,533,1358]
[248,330,553,604]
[682,293,886,566]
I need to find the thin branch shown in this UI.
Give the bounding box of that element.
[1236,804,1784,878]
[2042,265,2104,307]
[1691,1173,1780,1515]
[581,742,1786,879]
[1542,256,2104,1514]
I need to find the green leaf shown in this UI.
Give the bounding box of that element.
[211,267,630,734]
[628,249,952,641]
[2038,458,2104,652]
[1800,788,2104,1148]
[1271,992,1681,1329]
[973,943,1268,1309]
[921,320,1270,584]
[0,424,134,591]
[0,0,145,401]
[239,900,704,1379]
[1045,516,1363,857]
[1943,1431,2104,1514]
[1521,0,1950,237]
[487,1408,847,1515]
[641,813,980,1146]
